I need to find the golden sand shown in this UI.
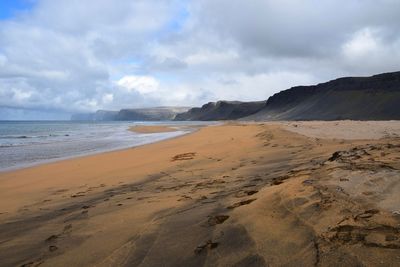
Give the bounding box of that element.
[129,125,178,133]
[1,122,400,266]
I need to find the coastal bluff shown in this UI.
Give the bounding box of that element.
[176,71,400,121]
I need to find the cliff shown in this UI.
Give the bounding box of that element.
[115,107,190,121]
[174,101,266,121]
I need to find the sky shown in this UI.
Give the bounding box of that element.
[0,0,400,120]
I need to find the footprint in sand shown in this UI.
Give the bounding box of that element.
[227,199,256,209]
[49,245,58,252]
[354,209,379,220]
[208,215,230,226]
[45,234,58,243]
[70,192,86,198]
[21,259,44,267]
[171,152,196,161]
[235,190,258,198]
[178,195,192,201]
[63,224,72,233]
[271,175,290,185]
[52,188,69,195]
[194,240,219,254]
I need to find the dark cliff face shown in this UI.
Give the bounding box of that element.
[174,101,266,121]
[247,71,400,121]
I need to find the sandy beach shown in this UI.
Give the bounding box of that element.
[129,125,179,133]
[1,122,400,266]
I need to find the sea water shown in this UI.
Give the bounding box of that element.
[0,121,202,172]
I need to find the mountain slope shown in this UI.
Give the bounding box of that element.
[247,71,400,120]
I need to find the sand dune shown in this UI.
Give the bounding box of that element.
[0,122,400,266]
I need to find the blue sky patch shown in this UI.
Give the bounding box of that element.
[0,0,35,20]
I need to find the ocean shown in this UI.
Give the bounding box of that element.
[0,121,202,172]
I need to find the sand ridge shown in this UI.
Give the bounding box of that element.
[0,122,399,266]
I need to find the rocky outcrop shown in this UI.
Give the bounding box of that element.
[174,101,266,121]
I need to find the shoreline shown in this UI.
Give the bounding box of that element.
[0,125,196,174]
[1,121,400,266]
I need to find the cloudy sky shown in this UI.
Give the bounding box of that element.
[0,0,400,119]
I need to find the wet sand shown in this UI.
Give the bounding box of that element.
[0,122,400,266]
[129,125,178,133]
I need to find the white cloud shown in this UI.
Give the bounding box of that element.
[0,54,7,66]
[194,72,316,102]
[342,28,381,59]
[185,49,239,66]
[116,75,159,94]
[102,93,114,104]
[12,88,33,102]
[339,27,400,74]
